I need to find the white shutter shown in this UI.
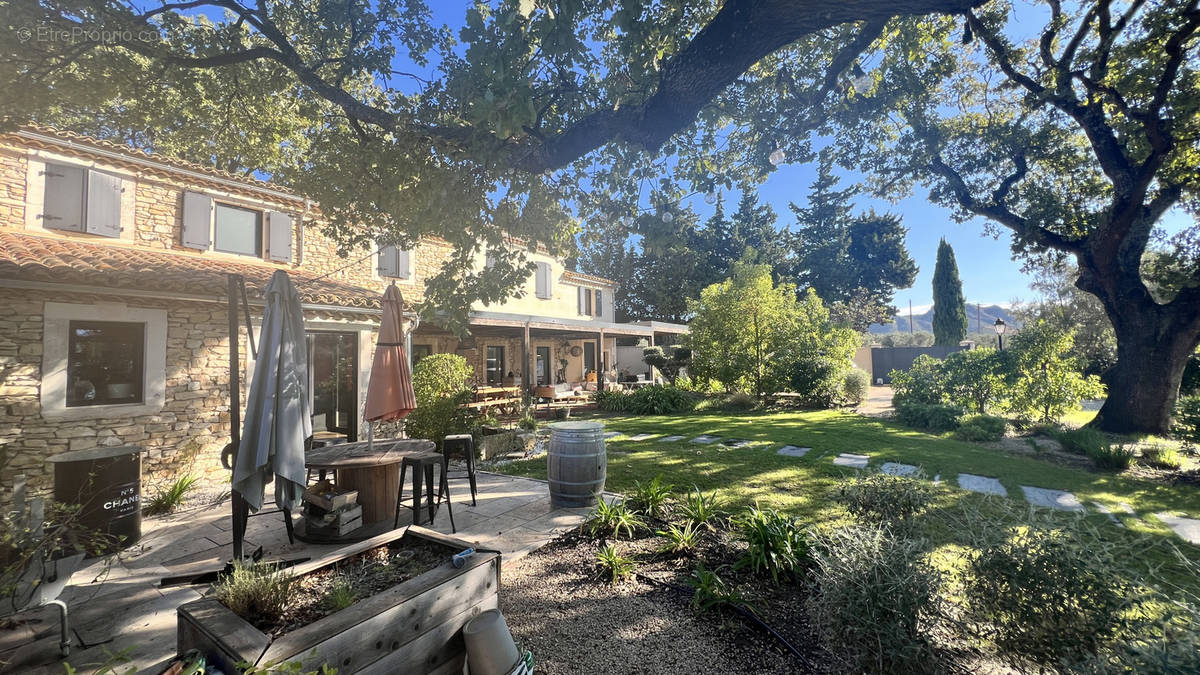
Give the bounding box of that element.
[595,289,603,316]
[578,286,586,315]
[396,249,412,279]
[535,262,551,299]
[267,211,293,262]
[181,192,213,249]
[485,253,496,270]
[42,164,85,232]
[85,171,123,237]
[378,245,398,277]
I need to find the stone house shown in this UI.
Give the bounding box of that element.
[0,127,685,499]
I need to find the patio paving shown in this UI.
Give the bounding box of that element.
[776,445,811,458]
[5,471,593,674]
[832,453,869,469]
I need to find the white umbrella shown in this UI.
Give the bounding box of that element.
[233,270,311,512]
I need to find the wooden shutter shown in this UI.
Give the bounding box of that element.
[267,211,292,262]
[42,163,85,232]
[181,192,213,249]
[578,286,586,315]
[396,249,412,279]
[85,171,123,237]
[595,289,603,316]
[535,262,551,298]
[378,245,398,277]
[485,253,496,270]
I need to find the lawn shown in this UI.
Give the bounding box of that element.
[496,407,1200,591]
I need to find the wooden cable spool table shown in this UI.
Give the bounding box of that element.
[296,438,436,544]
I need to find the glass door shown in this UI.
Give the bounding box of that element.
[307,332,358,441]
[536,346,550,386]
[485,345,505,385]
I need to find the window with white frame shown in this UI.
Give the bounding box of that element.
[378,245,412,279]
[180,191,293,262]
[213,203,263,257]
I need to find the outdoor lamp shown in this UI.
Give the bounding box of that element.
[768,145,786,167]
[705,190,718,205]
[993,317,1006,350]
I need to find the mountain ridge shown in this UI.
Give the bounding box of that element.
[869,304,1022,334]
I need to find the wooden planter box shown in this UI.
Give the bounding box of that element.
[177,527,500,675]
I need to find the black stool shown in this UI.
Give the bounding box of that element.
[443,434,478,506]
[395,451,455,533]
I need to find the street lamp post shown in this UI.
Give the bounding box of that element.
[993,318,1007,351]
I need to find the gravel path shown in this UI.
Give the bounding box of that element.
[499,537,807,674]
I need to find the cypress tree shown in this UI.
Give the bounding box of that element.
[932,238,968,346]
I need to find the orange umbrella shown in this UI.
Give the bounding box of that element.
[364,285,417,424]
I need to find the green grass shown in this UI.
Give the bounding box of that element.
[500,409,1200,591]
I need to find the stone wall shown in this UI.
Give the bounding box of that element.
[0,288,250,500]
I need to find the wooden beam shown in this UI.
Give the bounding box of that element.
[522,323,531,392]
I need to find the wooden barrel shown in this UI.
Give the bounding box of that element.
[547,421,607,508]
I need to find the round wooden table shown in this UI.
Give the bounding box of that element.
[304,438,436,524]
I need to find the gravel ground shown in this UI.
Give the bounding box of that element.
[499,534,811,674]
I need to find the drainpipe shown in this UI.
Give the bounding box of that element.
[296,198,311,266]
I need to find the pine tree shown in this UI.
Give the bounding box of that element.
[932,238,968,346]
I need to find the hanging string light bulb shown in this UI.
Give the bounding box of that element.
[850,62,872,96]
[661,210,674,224]
[705,189,718,205]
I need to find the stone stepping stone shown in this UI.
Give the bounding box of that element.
[933,474,942,485]
[1020,485,1084,512]
[958,474,1007,497]
[661,435,685,442]
[628,433,655,441]
[603,431,622,439]
[833,453,869,469]
[1091,502,1125,528]
[1155,513,1200,544]
[881,462,920,477]
[691,435,720,444]
[1118,503,1137,515]
[776,445,811,458]
[722,439,752,448]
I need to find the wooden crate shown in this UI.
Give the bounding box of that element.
[177,527,500,675]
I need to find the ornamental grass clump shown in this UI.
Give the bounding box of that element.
[807,524,942,674]
[836,470,934,524]
[595,544,636,583]
[676,486,725,531]
[585,499,642,539]
[1141,444,1183,470]
[213,561,294,625]
[628,475,672,519]
[735,505,810,583]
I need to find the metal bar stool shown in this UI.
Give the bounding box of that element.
[395,450,455,532]
[442,434,478,506]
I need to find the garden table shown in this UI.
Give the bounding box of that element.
[297,438,436,544]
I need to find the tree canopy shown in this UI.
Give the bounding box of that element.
[932,239,968,345]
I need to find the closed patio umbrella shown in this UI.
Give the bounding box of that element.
[364,284,417,430]
[233,270,311,512]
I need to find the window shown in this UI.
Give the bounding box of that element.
[584,342,596,374]
[378,245,412,279]
[594,289,603,316]
[584,289,593,315]
[534,262,551,299]
[66,321,145,407]
[411,344,432,364]
[213,203,263,256]
[486,346,505,385]
[42,163,122,237]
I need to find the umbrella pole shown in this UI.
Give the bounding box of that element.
[228,274,249,562]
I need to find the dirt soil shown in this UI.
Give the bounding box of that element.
[500,526,824,674]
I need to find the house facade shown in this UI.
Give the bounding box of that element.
[0,127,684,498]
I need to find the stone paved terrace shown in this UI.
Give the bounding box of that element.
[4,471,598,675]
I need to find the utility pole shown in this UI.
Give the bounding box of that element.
[908,300,913,334]
[976,303,981,333]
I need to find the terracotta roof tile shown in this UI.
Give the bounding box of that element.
[0,231,379,309]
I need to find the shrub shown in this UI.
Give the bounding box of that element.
[723,391,758,411]
[595,544,636,583]
[144,474,199,516]
[213,561,294,624]
[736,505,811,583]
[1173,394,1200,443]
[939,348,1009,413]
[788,355,845,408]
[1141,444,1183,470]
[517,409,538,431]
[808,524,942,674]
[837,471,934,523]
[625,385,695,415]
[677,486,725,530]
[657,521,701,555]
[594,388,631,412]
[629,475,672,519]
[841,368,871,406]
[953,414,1008,442]
[404,392,477,451]
[965,528,1128,665]
[585,499,642,539]
[895,403,965,432]
[642,346,691,386]
[688,563,746,612]
[890,354,946,406]
[1089,442,1135,471]
[411,353,472,405]
[1050,426,1109,455]
[1003,320,1105,423]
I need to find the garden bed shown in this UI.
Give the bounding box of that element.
[177,527,498,675]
